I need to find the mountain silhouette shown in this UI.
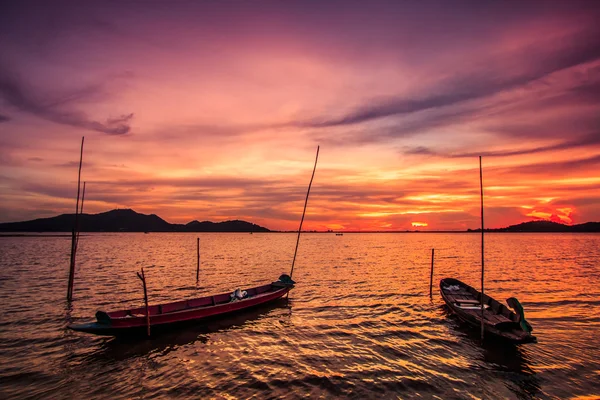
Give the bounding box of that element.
[468,220,600,232]
[183,219,269,233]
[0,209,270,232]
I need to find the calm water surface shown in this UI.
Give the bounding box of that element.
[1,233,599,399]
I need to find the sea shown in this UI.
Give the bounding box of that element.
[0,232,599,399]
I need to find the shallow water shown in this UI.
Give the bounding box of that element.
[0,232,599,399]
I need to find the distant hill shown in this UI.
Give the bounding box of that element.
[183,219,270,233]
[0,209,271,233]
[468,220,600,233]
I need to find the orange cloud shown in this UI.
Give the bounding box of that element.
[526,207,574,225]
[1,2,600,230]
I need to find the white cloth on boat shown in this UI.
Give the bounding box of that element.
[230,288,248,302]
[455,304,490,310]
[443,285,461,291]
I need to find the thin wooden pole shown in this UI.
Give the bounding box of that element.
[196,237,200,282]
[75,181,86,249]
[67,136,84,301]
[429,248,435,298]
[137,268,151,337]
[290,146,320,279]
[479,156,485,341]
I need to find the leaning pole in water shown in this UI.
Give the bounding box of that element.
[137,268,151,337]
[75,182,86,250]
[67,136,85,301]
[289,146,320,280]
[479,156,485,341]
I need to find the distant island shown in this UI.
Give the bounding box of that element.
[0,209,271,233]
[1,209,599,233]
[467,220,600,233]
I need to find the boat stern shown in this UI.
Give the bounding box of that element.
[271,273,296,289]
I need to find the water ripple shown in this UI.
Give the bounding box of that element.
[0,232,599,398]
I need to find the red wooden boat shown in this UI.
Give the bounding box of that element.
[69,277,294,336]
[69,146,320,337]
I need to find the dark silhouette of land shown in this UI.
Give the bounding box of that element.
[1,209,599,233]
[0,209,270,233]
[467,220,600,233]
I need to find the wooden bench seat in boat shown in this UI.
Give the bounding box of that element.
[456,304,490,310]
[454,299,480,304]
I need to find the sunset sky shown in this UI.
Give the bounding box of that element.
[1,1,599,231]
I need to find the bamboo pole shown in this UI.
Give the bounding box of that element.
[290,146,320,279]
[67,136,84,301]
[429,248,435,298]
[196,237,200,282]
[75,182,86,249]
[137,268,151,337]
[479,156,485,341]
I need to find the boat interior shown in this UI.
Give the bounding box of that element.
[441,279,526,330]
[107,283,278,318]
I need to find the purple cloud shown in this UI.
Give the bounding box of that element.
[0,64,133,135]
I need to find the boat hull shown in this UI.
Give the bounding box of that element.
[440,278,536,344]
[69,283,292,336]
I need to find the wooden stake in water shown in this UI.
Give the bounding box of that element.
[429,248,435,298]
[67,136,84,301]
[196,237,200,282]
[479,156,485,341]
[290,146,320,279]
[75,182,86,249]
[137,268,151,337]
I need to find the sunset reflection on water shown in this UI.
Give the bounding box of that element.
[0,232,599,399]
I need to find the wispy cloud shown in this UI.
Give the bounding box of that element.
[404,131,600,158]
[1,1,600,229]
[291,28,600,133]
[0,64,133,135]
[493,154,600,176]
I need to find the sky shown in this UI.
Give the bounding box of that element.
[1,1,599,231]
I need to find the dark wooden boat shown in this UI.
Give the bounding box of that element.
[440,278,536,343]
[69,277,294,336]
